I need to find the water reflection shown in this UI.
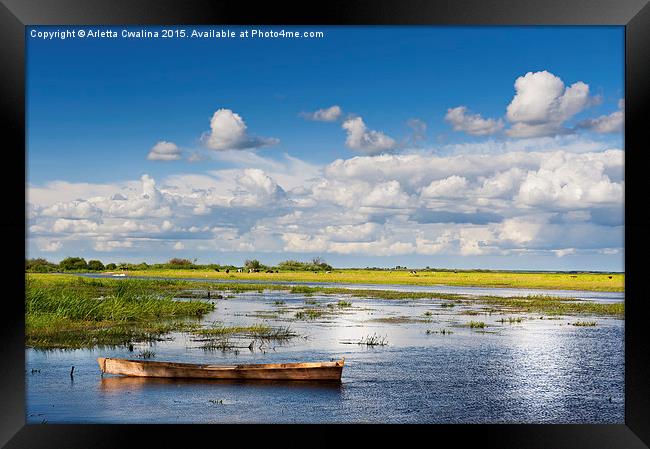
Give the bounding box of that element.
[99,376,343,392]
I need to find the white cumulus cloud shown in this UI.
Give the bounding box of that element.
[202,109,279,151]
[300,105,342,121]
[342,116,397,155]
[445,106,504,136]
[506,71,593,137]
[577,99,624,134]
[147,141,182,161]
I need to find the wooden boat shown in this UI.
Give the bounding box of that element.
[97,357,344,381]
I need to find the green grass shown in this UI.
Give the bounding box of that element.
[194,324,296,340]
[30,274,625,317]
[467,321,486,329]
[26,275,213,349]
[295,309,325,320]
[30,274,625,318]
[121,268,624,292]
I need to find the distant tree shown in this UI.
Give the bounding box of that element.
[168,258,193,266]
[276,258,331,271]
[59,257,88,271]
[244,259,263,270]
[105,263,117,270]
[25,258,57,272]
[87,260,105,271]
[166,258,194,269]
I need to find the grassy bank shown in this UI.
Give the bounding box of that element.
[26,275,213,349]
[121,268,624,292]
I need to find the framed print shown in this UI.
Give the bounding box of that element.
[2,0,649,447]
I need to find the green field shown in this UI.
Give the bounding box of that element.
[121,268,624,292]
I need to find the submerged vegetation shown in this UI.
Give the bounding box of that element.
[193,324,296,340]
[358,333,388,346]
[467,321,487,329]
[572,321,597,327]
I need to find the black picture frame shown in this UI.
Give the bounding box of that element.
[2,0,649,447]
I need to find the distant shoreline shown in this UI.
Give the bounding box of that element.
[73,268,625,293]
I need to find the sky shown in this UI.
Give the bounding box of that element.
[26,26,625,271]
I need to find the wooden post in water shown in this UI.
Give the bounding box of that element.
[70,365,74,380]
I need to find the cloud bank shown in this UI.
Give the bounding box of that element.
[28,147,623,260]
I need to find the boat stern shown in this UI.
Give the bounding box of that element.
[97,357,107,373]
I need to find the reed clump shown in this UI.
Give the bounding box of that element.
[26,277,213,349]
[467,321,486,329]
[572,321,597,327]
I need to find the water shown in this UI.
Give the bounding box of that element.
[78,272,625,303]
[26,287,624,423]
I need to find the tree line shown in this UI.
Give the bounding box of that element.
[25,256,333,273]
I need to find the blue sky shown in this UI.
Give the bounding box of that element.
[26,26,625,270]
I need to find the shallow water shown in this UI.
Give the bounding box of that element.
[26,288,624,423]
[78,273,624,303]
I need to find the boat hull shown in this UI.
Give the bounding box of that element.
[98,357,344,381]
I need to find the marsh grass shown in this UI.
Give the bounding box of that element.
[194,324,296,340]
[30,274,623,317]
[497,317,524,324]
[358,333,388,346]
[572,321,597,326]
[26,276,213,349]
[26,274,623,348]
[467,321,486,329]
[200,338,236,352]
[426,328,454,335]
[295,309,325,320]
[137,349,156,359]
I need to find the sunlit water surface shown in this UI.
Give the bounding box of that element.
[26,286,624,423]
